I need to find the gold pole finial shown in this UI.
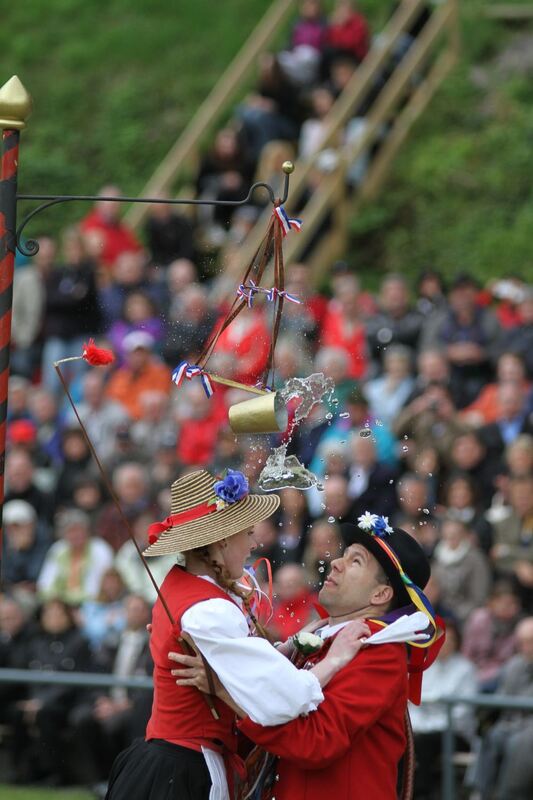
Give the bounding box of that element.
[0,75,32,130]
[282,160,295,175]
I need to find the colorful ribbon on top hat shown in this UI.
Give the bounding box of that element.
[172,361,214,398]
[273,205,302,237]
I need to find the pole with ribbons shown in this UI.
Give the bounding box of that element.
[0,76,32,578]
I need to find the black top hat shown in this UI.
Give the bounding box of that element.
[341,521,431,608]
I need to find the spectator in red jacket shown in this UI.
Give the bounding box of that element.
[324,0,370,66]
[81,185,142,270]
[271,564,318,640]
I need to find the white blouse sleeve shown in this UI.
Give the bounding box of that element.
[181,598,324,725]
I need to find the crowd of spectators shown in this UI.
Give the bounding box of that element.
[1,4,533,798]
[3,174,533,796]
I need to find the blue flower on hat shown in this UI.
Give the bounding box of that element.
[214,469,249,506]
[358,511,394,538]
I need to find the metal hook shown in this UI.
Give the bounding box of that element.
[15,162,294,257]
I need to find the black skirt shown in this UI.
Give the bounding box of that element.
[105,738,212,800]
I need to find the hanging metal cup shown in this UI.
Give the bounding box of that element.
[228,392,288,434]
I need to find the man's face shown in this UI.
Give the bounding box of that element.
[319,544,389,617]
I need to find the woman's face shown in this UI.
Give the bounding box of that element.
[42,601,71,635]
[218,528,255,580]
[448,479,472,509]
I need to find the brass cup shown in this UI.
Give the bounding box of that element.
[228,392,288,434]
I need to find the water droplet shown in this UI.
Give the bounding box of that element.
[328,516,335,523]
[320,503,326,510]
[402,445,408,452]
[389,479,394,484]
[325,551,331,557]
[325,412,333,420]
[339,412,350,419]
[422,508,430,515]
[318,566,325,573]
[360,429,372,438]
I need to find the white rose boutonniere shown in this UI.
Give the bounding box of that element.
[292,631,324,657]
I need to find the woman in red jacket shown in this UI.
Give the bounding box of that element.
[105,468,367,800]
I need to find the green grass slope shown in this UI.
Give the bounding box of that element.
[350,0,533,283]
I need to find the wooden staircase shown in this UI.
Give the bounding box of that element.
[125,0,460,283]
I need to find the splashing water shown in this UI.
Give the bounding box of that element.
[259,372,334,492]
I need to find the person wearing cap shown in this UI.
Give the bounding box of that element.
[105,469,368,800]
[2,500,50,597]
[105,330,171,420]
[171,512,443,800]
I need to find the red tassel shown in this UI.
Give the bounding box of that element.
[82,339,115,366]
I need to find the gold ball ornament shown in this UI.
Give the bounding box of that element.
[282,160,295,175]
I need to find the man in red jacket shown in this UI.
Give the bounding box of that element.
[172,513,442,800]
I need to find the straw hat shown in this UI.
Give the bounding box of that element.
[144,469,279,557]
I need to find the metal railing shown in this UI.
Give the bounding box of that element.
[1,669,532,799]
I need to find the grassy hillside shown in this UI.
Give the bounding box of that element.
[3,1,532,280]
[350,0,533,283]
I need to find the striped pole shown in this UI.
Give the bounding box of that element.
[0,76,32,578]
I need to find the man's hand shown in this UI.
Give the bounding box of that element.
[326,620,371,670]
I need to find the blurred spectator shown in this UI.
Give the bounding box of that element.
[320,273,368,378]
[144,193,194,268]
[40,227,101,396]
[366,273,423,366]
[490,475,533,610]
[69,595,152,785]
[299,86,336,159]
[37,509,114,605]
[449,431,499,507]
[497,287,533,378]
[54,426,94,508]
[461,352,530,427]
[462,581,522,692]
[409,618,477,800]
[440,473,493,553]
[478,381,533,459]
[11,237,53,379]
[115,512,176,604]
[324,1,369,67]
[79,568,128,650]
[278,0,326,88]
[5,447,54,524]
[276,487,313,561]
[74,370,130,464]
[106,331,171,420]
[237,53,303,162]
[98,462,154,552]
[196,127,253,235]
[422,273,500,407]
[393,473,433,529]
[109,290,165,363]
[9,599,93,784]
[474,617,533,800]
[175,382,228,467]
[71,474,105,528]
[162,284,218,367]
[130,391,176,457]
[212,308,271,386]
[7,376,32,423]
[2,500,50,601]
[99,250,166,329]
[346,432,397,517]
[414,269,447,318]
[302,518,343,588]
[270,564,318,640]
[363,344,414,426]
[394,383,466,462]
[80,185,142,270]
[432,518,492,627]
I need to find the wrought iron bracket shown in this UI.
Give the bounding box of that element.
[15,167,293,257]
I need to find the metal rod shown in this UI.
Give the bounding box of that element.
[441,703,456,800]
[0,129,19,583]
[15,170,291,258]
